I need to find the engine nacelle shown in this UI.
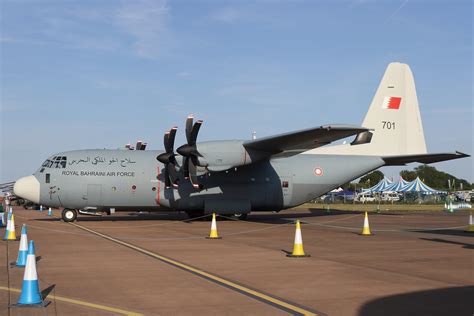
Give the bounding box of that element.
[195,140,266,172]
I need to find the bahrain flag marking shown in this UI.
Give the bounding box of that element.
[381,96,402,110]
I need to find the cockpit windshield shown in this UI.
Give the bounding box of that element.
[41,156,67,169]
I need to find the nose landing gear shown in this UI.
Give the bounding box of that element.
[61,208,77,222]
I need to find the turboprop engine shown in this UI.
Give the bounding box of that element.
[179,140,267,172]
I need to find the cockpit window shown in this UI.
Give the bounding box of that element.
[41,156,67,169]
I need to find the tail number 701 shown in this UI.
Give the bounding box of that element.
[382,121,396,130]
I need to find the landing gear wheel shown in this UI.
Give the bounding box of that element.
[231,213,248,220]
[62,209,77,222]
[185,210,205,220]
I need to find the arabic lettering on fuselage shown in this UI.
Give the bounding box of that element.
[68,156,136,168]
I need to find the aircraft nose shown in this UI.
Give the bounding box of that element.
[14,175,40,204]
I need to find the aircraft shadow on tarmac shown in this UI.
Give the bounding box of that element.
[412,228,474,238]
[418,237,473,250]
[358,285,474,316]
[32,209,359,225]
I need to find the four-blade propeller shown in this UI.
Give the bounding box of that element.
[157,115,203,189]
[156,127,179,188]
[177,115,202,189]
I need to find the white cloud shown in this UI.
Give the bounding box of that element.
[114,0,170,59]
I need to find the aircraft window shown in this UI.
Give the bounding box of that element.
[46,174,50,184]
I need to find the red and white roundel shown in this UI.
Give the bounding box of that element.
[314,167,323,176]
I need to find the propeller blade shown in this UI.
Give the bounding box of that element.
[163,131,170,153]
[189,120,202,146]
[182,157,189,178]
[188,158,200,189]
[168,163,179,188]
[185,115,194,144]
[163,166,171,188]
[168,127,177,152]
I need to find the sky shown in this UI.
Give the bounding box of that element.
[1,0,472,184]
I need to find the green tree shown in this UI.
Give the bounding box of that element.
[400,170,417,181]
[400,165,472,190]
[359,170,384,188]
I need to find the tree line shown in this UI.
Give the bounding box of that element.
[354,165,472,191]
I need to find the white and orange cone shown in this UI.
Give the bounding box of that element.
[466,213,474,233]
[287,220,310,257]
[206,213,221,239]
[361,212,372,236]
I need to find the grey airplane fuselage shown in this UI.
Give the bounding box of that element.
[34,149,384,213]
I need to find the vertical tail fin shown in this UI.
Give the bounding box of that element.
[311,62,428,156]
[361,62,427,155]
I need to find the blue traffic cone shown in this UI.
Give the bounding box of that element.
[18,240,43,305]
[16,225,28,267]
[47,207,52,216]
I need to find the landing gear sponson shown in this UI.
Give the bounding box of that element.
[185,211,248,220]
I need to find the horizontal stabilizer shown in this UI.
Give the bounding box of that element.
[383,151,470,166]
[244,125,368,156]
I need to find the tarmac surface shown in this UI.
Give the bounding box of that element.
[1,206,473,315]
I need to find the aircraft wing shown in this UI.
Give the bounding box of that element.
[243,125,369,156]
[382,152,470,166]
[0,181,15,193]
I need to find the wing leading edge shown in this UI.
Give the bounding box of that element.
[243,125,369,156]
[382,152,470,166]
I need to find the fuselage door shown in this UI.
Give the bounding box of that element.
[85,184,102,208]
[280,176,293,207]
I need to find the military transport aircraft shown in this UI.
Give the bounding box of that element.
[12,62,469,222]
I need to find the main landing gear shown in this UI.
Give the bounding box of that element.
[62,208,78,222]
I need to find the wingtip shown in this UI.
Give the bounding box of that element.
[455,151,470,158]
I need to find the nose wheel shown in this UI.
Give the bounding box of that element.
[62,208,78,222]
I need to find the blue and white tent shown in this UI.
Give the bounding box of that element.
[362,177,393,193]
[400,177,445,194]
[384,177,410,192]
